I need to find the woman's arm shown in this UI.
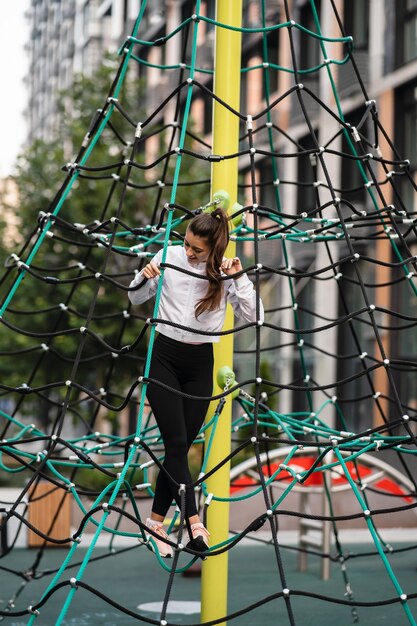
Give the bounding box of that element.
[222,257,264,323]
[128,249,163,305]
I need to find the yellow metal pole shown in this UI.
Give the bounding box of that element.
[201,1,242,624]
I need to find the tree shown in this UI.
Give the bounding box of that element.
[0,53,209,433]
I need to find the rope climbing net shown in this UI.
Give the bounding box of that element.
[1,0,417,624]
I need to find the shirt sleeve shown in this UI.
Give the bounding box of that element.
[226,273,264,323]
[128,249,163,305]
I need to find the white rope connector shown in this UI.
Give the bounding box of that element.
[135,122,142,138]
[27,606,40,616]
[351,126,360,142]
[246,114,253,131]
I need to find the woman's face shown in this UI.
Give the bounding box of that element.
[184,228,211,264]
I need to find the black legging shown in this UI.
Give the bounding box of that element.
[146,334,213,518]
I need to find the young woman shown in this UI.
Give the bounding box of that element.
[128,208,263,557]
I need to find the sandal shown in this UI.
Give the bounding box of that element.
[187,522,210,553]
[144,518,173,558]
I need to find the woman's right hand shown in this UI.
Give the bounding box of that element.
[142,261,161,279]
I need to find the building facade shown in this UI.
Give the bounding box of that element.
[25,0,417,435]
[26,0,143,142]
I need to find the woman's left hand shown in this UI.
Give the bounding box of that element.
[220,257,243,277]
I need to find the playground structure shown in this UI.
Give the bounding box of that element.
[1,1,417,625]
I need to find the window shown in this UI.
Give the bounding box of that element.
[343,0,369,51]
[340,109,370,211]
[262,31,279,98]
[299,0,322,73]
[395,81,417,213]
[396,0,417,66]
[297,133,319,215]
[181,2,194,66]
[291,275,315,416]
[83,1,90,40]
[336,259,375,433]
[391,245,417,419]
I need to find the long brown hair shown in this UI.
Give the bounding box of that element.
[188,208,230,317]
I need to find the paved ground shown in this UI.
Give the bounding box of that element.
[1,537,417,625]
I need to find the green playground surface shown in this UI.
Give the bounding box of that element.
[1,541,417,625]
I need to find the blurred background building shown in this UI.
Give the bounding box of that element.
[22,0,417,434]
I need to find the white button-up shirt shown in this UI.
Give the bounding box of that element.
[128,246,264,343]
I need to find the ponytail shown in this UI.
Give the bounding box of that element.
[188,208,230,317]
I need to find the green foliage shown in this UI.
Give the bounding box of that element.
[0,53,208,431]
[75,466,144,494]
